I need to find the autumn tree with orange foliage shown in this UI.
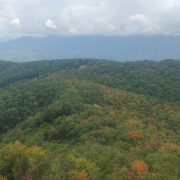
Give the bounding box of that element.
[128,160,149,180]
[73,170,89,180]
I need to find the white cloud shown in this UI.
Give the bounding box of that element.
[72,6,85,10]
[45,19,57,28]
[11,19,20,27]
[121,14,161,35]
[0,0,180,37]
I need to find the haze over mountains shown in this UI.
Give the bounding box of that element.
[1,35,180,62]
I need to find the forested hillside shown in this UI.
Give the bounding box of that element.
[0,58,180,180]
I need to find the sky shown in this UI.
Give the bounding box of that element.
[1,0,180,39]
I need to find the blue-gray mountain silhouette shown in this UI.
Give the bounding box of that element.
[0,35,180,62]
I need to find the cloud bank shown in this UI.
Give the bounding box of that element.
[1,0,180,38]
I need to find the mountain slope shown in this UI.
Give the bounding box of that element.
[0,58,180,179]
[1,35,180,62]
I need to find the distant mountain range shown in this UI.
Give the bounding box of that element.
[0,35,180,62]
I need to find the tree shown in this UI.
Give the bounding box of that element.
[128,160,149,180]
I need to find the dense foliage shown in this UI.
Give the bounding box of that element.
[0,58,180,179]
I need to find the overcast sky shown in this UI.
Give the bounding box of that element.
[1,0,180,38]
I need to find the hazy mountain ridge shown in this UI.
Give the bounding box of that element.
[1,35,180,62]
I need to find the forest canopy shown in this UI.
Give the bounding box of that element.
[0,58,180,180]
